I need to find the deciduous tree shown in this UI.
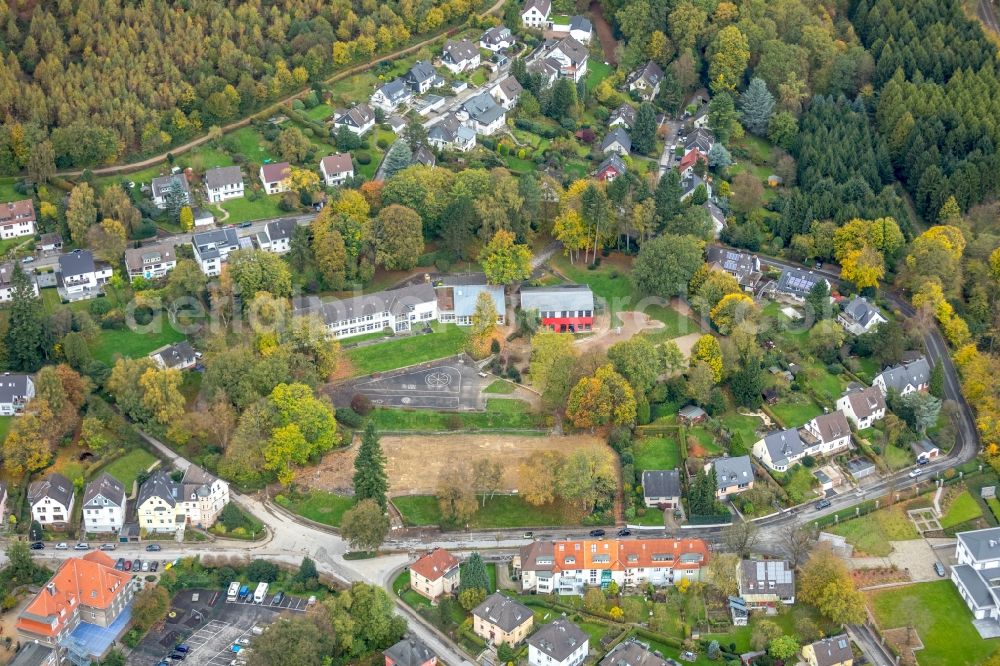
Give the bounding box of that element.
[373,204,423,270]
[67,183,97,245]
[632,233,704,298]
[340,499,389,552]
[566,364,637,428]
[480,229,532,285]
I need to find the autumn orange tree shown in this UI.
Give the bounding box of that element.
[565,364,637,429]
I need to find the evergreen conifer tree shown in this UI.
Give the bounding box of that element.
[461,552,491,593]
[4,263,45,371]
[352,422,388,511]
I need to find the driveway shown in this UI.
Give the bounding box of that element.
[846,539,943,582]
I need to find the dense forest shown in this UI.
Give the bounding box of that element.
[0,0,479,171]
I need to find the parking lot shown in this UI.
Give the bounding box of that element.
[127,588,311,666]
[332,357,487,410]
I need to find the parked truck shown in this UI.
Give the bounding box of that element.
[227,582,240,602]
[253,582,268,604]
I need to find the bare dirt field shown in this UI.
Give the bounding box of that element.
[573,310,665,355]
[298,432,614,495]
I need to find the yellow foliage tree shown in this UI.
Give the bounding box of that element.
[710,292,755,334]
[553,209,588,264]
[840,246,885,290]
[692,334,724,382]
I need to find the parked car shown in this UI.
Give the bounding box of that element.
[588,529,606,537]
[151,561,160,572]
[124,560,132,571]
[146,544,162,552]
[115,558,125,570]
[272,592,284,605]
[29,541,44,550]
[617,529,632,537]
[174,644,190,653]
[20,256,34,263]
[100,543,116,551]
[934,562,946,577]
[142,561,151,572]
[55,542,68,550]
[909,468,923,478]
[238,221,252,228]
[132,559,141,571]
[169,651,186,661]
[522,531,533,539]
[814,499,832,510]
[74,543,90,550]
[236,638,251,646]
[917,457,930,465]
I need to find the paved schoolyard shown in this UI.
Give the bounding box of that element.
[332,357,486,410]
[126,588,311,666]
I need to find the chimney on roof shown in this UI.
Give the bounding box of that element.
[46,582,56,596]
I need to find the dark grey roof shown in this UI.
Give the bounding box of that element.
[496,76,523,99]
[413,145,436,167]
[151,173,191,200]
[522,0,551,15]
[182,464,220,500]
[843,385,885,419]
[137,469,179,508]
[609,104,636,127]
[297,282,437,326]
[58,249,96,278]
[0,373,32,405]
[776,268,827,297]
[685,128,715,153]
[377,79,410,102]
[265,218,297,243]
[807,635,853,666]
[204,166,243,190]
[598,154,627,176]
[810,412,850,444]
[154,341,196,369]
[842,297,884,329]
[406,60,438,85]
[958,528,1000,562]
[602,127,631,153]
[876,358,931,393]
[714,456,754,491]
[553,36,588,65]
[527,618,588,661]
[443,39,479,64]
[678,405,707,420]
[481,26,512,45]
[627,61,664,88]
[570,15,592,32]
[600,640,670,666]
[385,636,435,666]
[520,285,594,312]
[463,92,505,125]
[336,103,375,129]
[9,642,56,666]
[759,428,805,466]
[472,592,532,633]
[845,457,875,475]
[28,473,74,508]
[642,470,680,499]
[911,439,938,456]
[38,232,62,246]
[192,228,240,261]
[739,559,794,598]
[83,472,125,509]
[706,247,759,280]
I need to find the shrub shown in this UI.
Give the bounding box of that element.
[335,407,365,428]
[377,138,390,150]
[802,455,816,468]
[608,426,632,452]
[356,151,372,165]
[291,99,305,110]
[351,394,373,416]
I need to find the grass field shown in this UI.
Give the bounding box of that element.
[275,490,354,527]
[227,127,275,162]
[869,581,999,666]
[369,399,545,431]
[483,379,516,394]
[213,195,286,224]
[585,60,613,92]
[882,443,913,471]
[0,177,21,201]
[393,494,584,528]
[770,394,823,428]
[633,436,681,472]
[941,490,983,529]
[718,411,761,452]
[778,464,818,504]
[686,427,725,457]
[827,505,920,556]
[343,324,467,376]
[99,448,158,490]
[89,318,187,366]
[0,416,10,444]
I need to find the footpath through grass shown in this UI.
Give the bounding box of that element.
[869,580,998,666]
[275,490,354,527]
[344,324,467,376]
[393,494,583,529]
[369,399,546,431]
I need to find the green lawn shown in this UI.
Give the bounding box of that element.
[770,394,823,428]
[633,436,681,472]
[305,103,334,121]
[369,399,545,432]
[585,59,613,92]
[686,427,725,456]
[227,127,275,161]
[941,490,983,529]
[776,464,818,504]
[483,379,516,394]
[869,581,1000,666]
[99,448,159,490]
[184,146,236,172]
[882,444,913,471]
[801,361,848,403]
[393,495,583,528]
[213,195,286,224]
[89,318,187,366]
[0,177,21,201]
[343,323,468,376]
[275,490,354,527]
[827,505,920,556]
[0,415,10,443]
[718,411,761,452]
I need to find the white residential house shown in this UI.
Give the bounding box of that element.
[333,103,376,136]
[752,412,853,472]
[441,40,481,74]
[150,174,192,209]
[872,357,931,396]
[193,208,215,227]
[0,262,39,303]
[642,470,681,508]
[320,154,355,187]
[370,79,412,113]
[150,341,197,371]
[257,218,297,255]
[480,26,514,52]
[544,37,589,82]
[56,249,113,300]
[259,162,291,195]
[179,464,230,529]
[521,0,551,28]
[952,528,1000,626]
[0,200,36,239]
[838,297,887,335]
[626,61,664,101]
[527,619,588,666]
[427,115,477,152]
[28,473,74,529]
[609,105,636,129]
[191,227,240,276]
[124,243,176,283]
[550,15,594,42]
[461,93,507,136]
[82,473,126,534]
[491,76,524,110]
[836,385,886,429]
[294,282,438,340]
[405,61,440,93]
[203,166,244,203]
[0,373,34,416]
[601,127,631,156]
